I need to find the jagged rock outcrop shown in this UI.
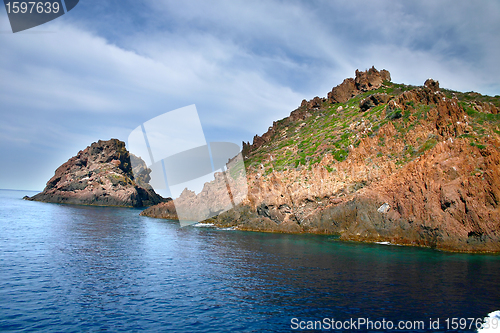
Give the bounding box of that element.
[473,101,499,115]
[141,161,248,221]
[27,139,165,207]
[140,198,178,219]
[354,67,391,92]
[245,67,392,154]
[210,119,500,251]
[245,121,283,155]
[143,69,500,252]
[287,137,500,253]
[328,66,391,103]
[424,78,440,91]
[301,96,325,109]
[359,93,391,111]
[328,77,357,104]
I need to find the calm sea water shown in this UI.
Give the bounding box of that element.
[0,189,499,332]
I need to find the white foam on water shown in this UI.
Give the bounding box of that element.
[191,223,235,230]
[477,310,500,332]
[192,223,215,228]
[375,241,403,246]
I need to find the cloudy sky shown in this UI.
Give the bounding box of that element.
[1,0,499,191]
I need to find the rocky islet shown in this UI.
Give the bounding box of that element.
[27,139,164,207]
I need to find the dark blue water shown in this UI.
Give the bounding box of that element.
[0,189,499,332]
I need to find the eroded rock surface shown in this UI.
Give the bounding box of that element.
[146,68,500,252]
[28,139,164,207]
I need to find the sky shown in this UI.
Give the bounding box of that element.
[1,0,499,191]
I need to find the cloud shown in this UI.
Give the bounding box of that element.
[140,0,500,95]
[0,11,305,189]
[0,0,499,190]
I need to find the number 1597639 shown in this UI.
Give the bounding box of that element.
[5,2,60,14]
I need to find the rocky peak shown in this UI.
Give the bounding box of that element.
[424,78,440,92]
[88,139,132,174]
[301,96,326,109]
[246,67,391,154]
[328,66,391,104]
[27,139,164,207]
[293,67,392,108]
[355,66,391,92]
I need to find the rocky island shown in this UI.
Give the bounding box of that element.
[26,139,164,207]
[142,67,500,253]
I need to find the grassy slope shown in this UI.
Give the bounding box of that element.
[243,81,500,179]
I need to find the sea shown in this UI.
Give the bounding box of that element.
[0,189,499,332]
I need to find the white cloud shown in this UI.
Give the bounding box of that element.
[0,14,306,189]
[0,0,499,190]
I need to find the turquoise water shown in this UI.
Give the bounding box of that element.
[0,189,499,332]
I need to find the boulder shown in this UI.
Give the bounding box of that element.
[359,93,391,111]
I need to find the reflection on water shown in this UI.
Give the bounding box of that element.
[0,190,499,332]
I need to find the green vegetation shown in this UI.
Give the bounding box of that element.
[418,138,438,154]
[470,141,487,150]
[464,105,500,125]
[333,149,349,162]
[242,79,500,178]
[378,136,386,147]
[386,108,402,120]
[228,159,246,180]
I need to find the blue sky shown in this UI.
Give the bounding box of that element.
[1,0,499,191]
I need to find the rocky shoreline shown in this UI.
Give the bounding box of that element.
[142,68,500,253]
[200,137,500,253]
[27,68,500,253]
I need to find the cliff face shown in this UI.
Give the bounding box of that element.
[28,139,164,207]
[143,67,500,252]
